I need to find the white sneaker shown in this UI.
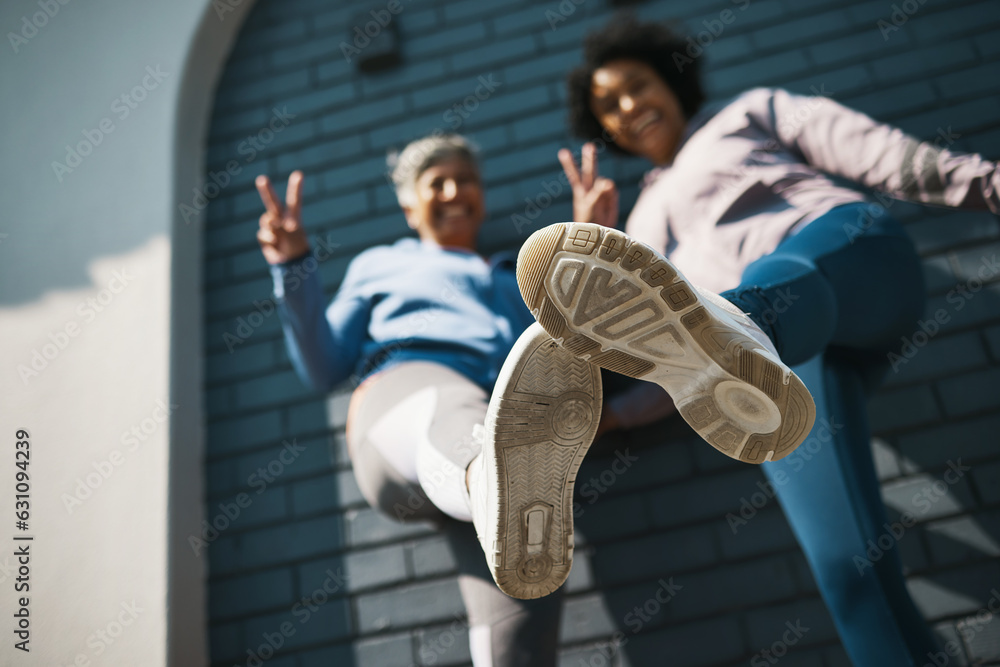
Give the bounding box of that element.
[516,222,815,464]
[468,322,602,599]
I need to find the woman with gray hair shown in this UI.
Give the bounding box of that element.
[254,133,598,665]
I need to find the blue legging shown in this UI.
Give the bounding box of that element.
[722,203,939,665]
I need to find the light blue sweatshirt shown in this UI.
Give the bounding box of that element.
[269,237,536,393]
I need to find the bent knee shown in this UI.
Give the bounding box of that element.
[352,442,443,523]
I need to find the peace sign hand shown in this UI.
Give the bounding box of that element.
[558,142,619,229]
[255,170,310,265]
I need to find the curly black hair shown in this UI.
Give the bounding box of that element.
[567,14,706,155]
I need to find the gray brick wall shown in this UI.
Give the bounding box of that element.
[202,0,1000,665]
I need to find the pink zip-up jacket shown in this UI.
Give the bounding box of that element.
[625,86,1000,294]
[609,86,999,428]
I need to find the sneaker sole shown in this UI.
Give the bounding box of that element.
[516,223,815,464]
[482,323,602,599]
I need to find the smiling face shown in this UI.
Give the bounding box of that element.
[402,157,485,251]
[589,58,687,166]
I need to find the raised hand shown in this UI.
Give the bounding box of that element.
[255,170,310,265]
[558,142,619,229]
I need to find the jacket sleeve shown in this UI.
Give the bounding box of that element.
[764,87,1000,213]
[270,251,371,392]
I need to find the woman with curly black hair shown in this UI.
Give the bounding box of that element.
[549,13,1000,666]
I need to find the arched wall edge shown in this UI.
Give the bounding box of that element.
[169,1,257,664]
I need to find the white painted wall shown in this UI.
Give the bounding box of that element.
[0,0,253,664]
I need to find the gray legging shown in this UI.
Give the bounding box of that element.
[346,361,562,667]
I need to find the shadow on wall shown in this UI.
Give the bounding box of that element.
[205,392,359,666]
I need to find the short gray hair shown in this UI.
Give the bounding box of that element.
[388,133,479,207]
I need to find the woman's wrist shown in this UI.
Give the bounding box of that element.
[274,247,313,268]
